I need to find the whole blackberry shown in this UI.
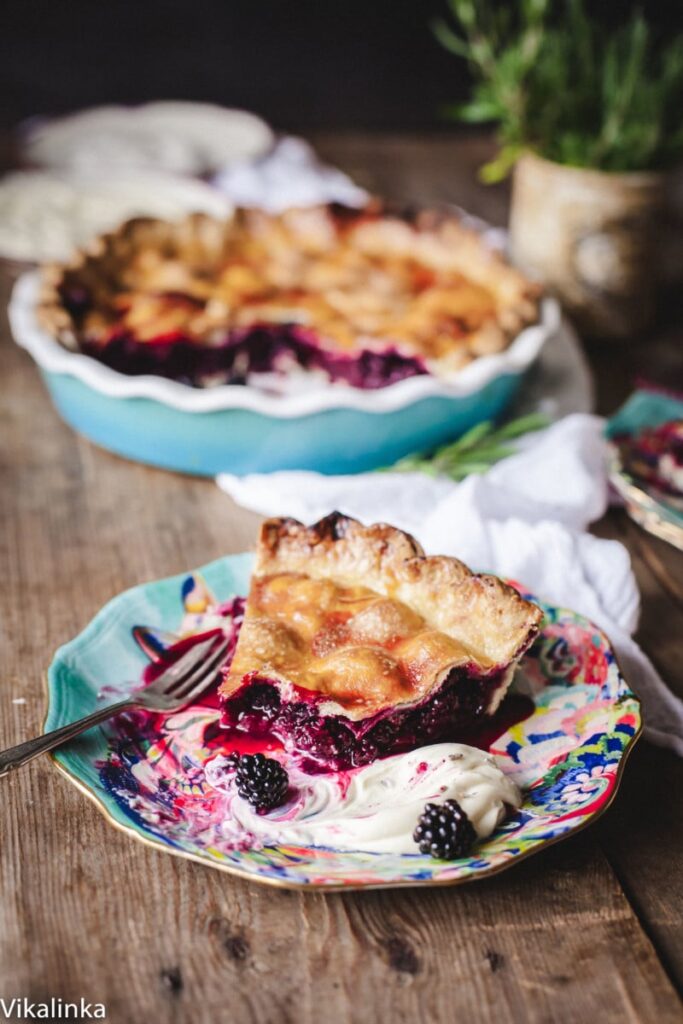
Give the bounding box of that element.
[234,753,289,813]
[413,800,477,859]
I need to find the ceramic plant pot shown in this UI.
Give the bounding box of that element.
[510,152,665,338]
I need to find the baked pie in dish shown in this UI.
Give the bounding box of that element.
[219,513,543,770]
[38,203,540,390]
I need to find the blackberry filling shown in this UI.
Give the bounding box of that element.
[220,667,507,773]
[216,515,542,773]
[77,321,427,390]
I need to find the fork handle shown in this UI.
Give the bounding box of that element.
[0,699,135,777]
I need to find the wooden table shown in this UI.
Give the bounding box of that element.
[1,135,682,1023]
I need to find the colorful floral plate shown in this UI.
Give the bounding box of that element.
[45,554,641,891]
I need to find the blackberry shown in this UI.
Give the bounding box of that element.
[234,753,289,813]
[281,701,317,731]
[248,682,281,716]
[352,737,378,768]
[413,800,477,859]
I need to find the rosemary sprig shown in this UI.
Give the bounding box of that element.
[387,413,549,480]
[434,0,683,179]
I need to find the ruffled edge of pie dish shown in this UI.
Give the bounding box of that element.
[9,270,559,419]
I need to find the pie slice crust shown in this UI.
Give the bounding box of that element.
[219,513,543,770]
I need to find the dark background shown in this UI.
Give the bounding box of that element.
[1,0,681,134]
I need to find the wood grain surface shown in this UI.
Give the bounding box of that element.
[0,135,682,1024]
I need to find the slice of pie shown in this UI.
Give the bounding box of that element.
[219,513,543,770]
[38,203,540,390]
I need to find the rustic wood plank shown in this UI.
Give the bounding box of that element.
[592,510,683,987]
[598,743,683,997]
[592,512,683,699]
[1,136,682,1022]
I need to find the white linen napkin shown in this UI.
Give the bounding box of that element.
[217,414,683,755]
[213,136,368,211]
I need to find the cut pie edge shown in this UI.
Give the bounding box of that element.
[220,513,544,724]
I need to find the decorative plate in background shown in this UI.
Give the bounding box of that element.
[44,553,641,891]
[607,389,683,552]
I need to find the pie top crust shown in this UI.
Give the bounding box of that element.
[220,513,543,720]
[38,203,540,381]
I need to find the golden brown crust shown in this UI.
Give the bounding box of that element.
[220,513,543,720]
[37,204,541,378]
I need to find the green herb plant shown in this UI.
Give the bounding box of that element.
[434,0,683,181]
[387,413,549,480]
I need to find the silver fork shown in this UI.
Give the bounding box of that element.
[0,634,229,777]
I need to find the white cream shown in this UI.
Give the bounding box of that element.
[205,743,520,855]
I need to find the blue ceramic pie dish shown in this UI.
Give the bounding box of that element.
[10,271,558,476]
